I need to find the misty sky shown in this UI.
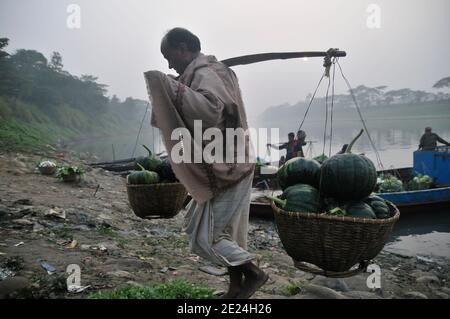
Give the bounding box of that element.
[1,0,449,120]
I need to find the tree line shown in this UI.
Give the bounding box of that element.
[0,37,147,131]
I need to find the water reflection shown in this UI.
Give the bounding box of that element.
[72,110,450,260]
[253,117,450,168]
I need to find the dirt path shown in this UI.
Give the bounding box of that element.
[0,151,449,299]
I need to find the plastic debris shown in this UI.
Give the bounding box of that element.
[138,256,153,261]
[41,262,56,275]
[68,240,78,249]
[0,268,14,280]
[45,208,66,219]
[160,267,169,273]
[417,255,434,263]
[68,285,91,294]
[14,242,25,247]
[33,222,45,232]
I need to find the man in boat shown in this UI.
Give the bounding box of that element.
[267,132,298,162]
[295,130,308,158]
[144,28,268,299]
[419,127,450,151]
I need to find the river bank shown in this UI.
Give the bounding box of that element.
[0,150,449,299]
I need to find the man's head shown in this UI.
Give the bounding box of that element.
[288,132,295,142]
[161,28,201,75]
[297,130,306,141]
[425,127,432,133]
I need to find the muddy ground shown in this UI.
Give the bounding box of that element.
[0,150,449,299]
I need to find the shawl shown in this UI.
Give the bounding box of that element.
[144,54,255,203]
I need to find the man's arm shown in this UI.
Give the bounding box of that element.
[436,134,450,146]
[418,135,425,150]
[267,143,287,150]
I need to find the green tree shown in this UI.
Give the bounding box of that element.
[49,52,63,72]
[433,77,450,90]
[0,38,10,59]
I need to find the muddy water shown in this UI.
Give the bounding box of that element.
[386,210,450,260]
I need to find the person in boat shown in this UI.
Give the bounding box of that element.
[295,130,308,158]
[267,132,298,161]
[144,28,268,299]
[419,127,450,151]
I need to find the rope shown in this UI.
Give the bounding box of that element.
[298,71,326,132]
[336,61,384,169]
[322,70,332,156]
[329,60,337,157]
[131,102,150,158]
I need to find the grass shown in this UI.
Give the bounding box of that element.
[89,280,217,299]
[0,119,76,152]
[284,283,301,296]
[0,95,141,153]
[97,225,117,237]
[52,223,73,240]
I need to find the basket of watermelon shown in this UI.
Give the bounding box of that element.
[269,129,400,277]
[126,146,188,219]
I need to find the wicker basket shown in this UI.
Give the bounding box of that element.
[271,200,400,277]
[126,183,188,219]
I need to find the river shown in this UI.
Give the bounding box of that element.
[71,115,450,261]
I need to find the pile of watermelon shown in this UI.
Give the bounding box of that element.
[270,130,395,220]
[127,145,178,185]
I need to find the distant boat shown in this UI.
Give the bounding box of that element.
[250,147,450,218]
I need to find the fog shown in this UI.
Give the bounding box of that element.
[1,0,449,122]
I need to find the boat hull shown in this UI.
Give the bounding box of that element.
[377,187,450,213]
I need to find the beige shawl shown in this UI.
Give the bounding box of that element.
[144,54,255,204]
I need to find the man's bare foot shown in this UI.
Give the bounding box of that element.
[235,263,269,299]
